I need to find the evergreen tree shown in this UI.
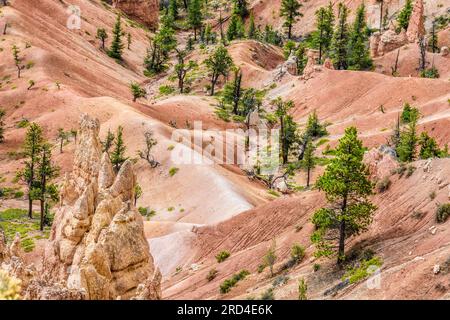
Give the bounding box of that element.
[102,129,115,153]
[108,14,124,60]
[314,4,334,63]
[0,108,5,143]
[36,143,59,231]
[397,114,418,162]
[222,67,243,115]
[247,12,257,39]
[233,0,249,19]
[110,126,128,172]
[227,13,245,42]
[348,3,372,70]
[294,43,308,74]
[96,28,108,49]
[188,0,203,40]
[311,127,376,265]
[301,138,316,187]
[204,45,233,96]
[330,3,350,70]
[57,128,69,153]
[144,15,177,74]
[17,123,44,218]
[12,44,22,78]
[314,7,327,63]
[397,0,413,31]
[264,239,277,277]
[273,97,295,164]
[429,19,438,53]
[280,0,303,39]
[130,82,147,102]
[168,0,179,21]
[400,103,420,124]
[419,132,442,159]
[174,49,197,93]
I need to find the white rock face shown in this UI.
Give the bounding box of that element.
[40,114,161,300]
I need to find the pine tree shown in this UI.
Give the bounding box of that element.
[264,239,277,277]
[0,108,5,143]
[108,14,124,60]
[301,138,316,187]
[110,126,128,172]
[174,49,197,93]
[12,44,22,78]
[314,7,328,63]
[204,45,234,96]
[144,15,177,74]
[17,123,44,218]
[273,97,295,164]
[280,0,303,39]
[397,0,413,31]
[247,12,257,39]
[397,115,418,162]
[96,28,108,49]
[102,129,115,153]
[130,82,147,102]
[419,132,442,159]
[188,0,203,40]
[222,67,243,115]
[168,0,178,21]
[294,43,308,74]
[233,0,249,19]
[36,143,59,231]
[347,3,372,70]
[311,127,376,265]
[227,13,245,42]
[57,128,68,153]
[330,3,350,70]
[429,19,438,53]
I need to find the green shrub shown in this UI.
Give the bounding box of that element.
[159,85,175,96]
[290,244,305,263]
[313,263,321,272]
[343,256,383,284]
[436,203,450,223]
[406,165,416,178]
[16,118,29,128]
[376,177,391,193]
[13,191,24,199]
[206,268,218,282]
[169,167,179,176]
[215,250,231,263]
[260,288,275,300]
[420,67,439,79]
[400,103,420,124]
[219,270,250,294]
[257,264,266,273]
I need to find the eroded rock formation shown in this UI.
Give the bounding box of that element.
[370,0,425,57]
[113,0,159,29]
[406,0,425,43]
[40,114,161,300]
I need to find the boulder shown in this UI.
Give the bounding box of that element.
[441,46,449,57]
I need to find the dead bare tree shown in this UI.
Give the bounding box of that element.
[418,36,427,72]
[137,130,159,168]
[391,49,400,76]
[1,0,8,7]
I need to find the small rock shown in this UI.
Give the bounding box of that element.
[413,256,425,262]
[433,265,440,275]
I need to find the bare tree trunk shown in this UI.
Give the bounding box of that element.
[337,196,348,266]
